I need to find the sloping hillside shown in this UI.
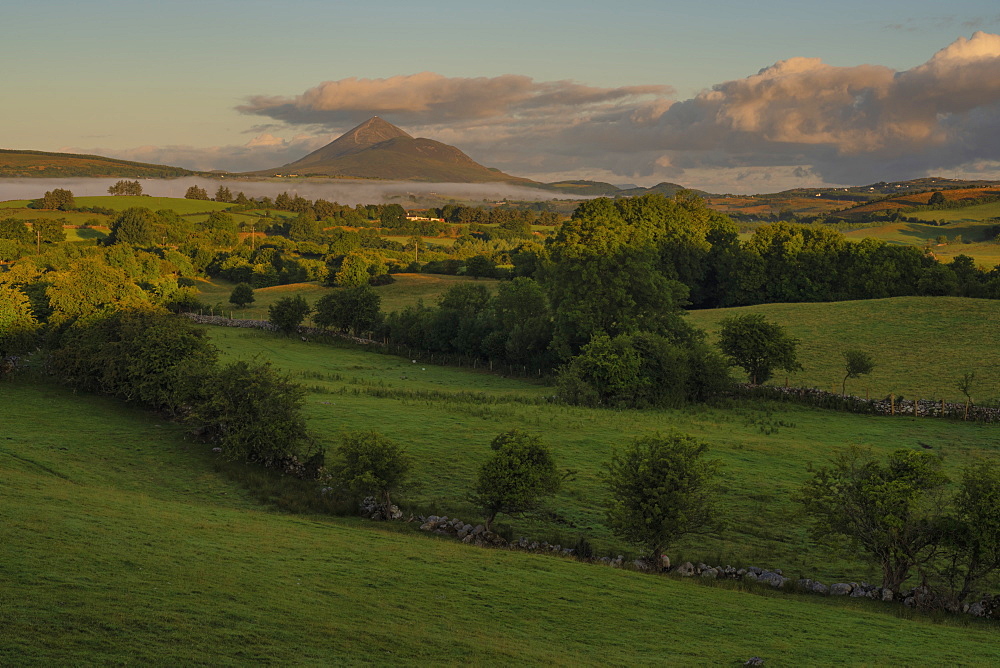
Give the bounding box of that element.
[0,149,195,178]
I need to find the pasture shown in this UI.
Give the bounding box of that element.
[201,322,1000,583]
[688,296,1000,403]
[196,273,500,319]
[3,377,1000,665]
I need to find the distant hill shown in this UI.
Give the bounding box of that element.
[253,117,535,184]
[0,149,195,178]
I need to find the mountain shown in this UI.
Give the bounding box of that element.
[0,149,195,178]
[255,117,533,184]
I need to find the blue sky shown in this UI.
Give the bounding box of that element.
[4,0,1000,191]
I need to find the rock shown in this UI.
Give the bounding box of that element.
[850,587,868,598]
[675,562,696,577]
[744,658,765,667]
[968,602,986,617]
[903,596,915,608]
[881,589,894,602]
[700,568,718,579]
[457,529,468,539]
[747,566,763,576]
[633,559,650,571]
[773,569,783,576]
[473,525,485,536]
[758,572,785,588]
[696,562,711,573]
[737,569,747,577]
[811,582,829,595]
[830,583,853,596]
[419,522,436,531]
[743,572,759,582]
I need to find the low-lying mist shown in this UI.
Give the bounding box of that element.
[0,178,567,206]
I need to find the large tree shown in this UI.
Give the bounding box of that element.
[794,447,949,593]
[718,313,801,384]
[469,430,561,531]
[268,295,311,334]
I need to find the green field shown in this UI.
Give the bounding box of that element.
[907,200,1000,224]
[688,297,1000,403]
[843,221,1000,267]
[201,323,1000,585]
[197,274,500,319]
[5,377,1000,665]
[71,195,235,214]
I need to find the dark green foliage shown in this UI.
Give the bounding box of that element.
[940,460,1000,602]
[108,207,156,246]
[48,308,218,416]
[107,180,143,196]
[928,191,946,206]
[557,332,731,408]
[193,360,313,467]
[604,434,721,565]
[0,284,40,359]
[468,430,561,531]
[214,186,233,203]
[465,254,496,278]
[313,285,381,336]
[269,295,311,334]
[184,185,209,200]
[328,431,410,509]
[842,349,875,395]
[31,219,66,244]
[718,313,801,384]
[794,447,948,592]
[31,188,75,210]
[229,283,255,307]
[0,218,32,244]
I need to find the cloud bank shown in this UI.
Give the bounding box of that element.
[75,32,1000,192]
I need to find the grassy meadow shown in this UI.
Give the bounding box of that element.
[842,220,1000,267]
[198,273,500,319]
[687,296,1000,403]
[201,322,1000,585]
[4,377,1000,665]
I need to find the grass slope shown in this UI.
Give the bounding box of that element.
[203,325,1000,583]
[3,378,999,665]
[688,297,1000,402]
[197,274,500,319]
[0,149,193,178]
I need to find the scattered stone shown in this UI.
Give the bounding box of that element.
[758,572,785,588]
[700,568,718,579]
[744,658,765,667]
[881,589,894,602]
[830,583,853,596]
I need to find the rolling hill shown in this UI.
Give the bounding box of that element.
[0,149,195,178]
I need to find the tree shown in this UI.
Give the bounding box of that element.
[604,434,720,567]
[0,218,32,244]
[184,185,209,200]
[794,447,949,593]
[939,460,1000,603]
[957,371,976,418]
[465,254,496,279]
[214,185,233,203]
[332,253,372,287]
[468,430,561,531]
[108,180,142,196]
[229,283,255,307]
[842,349,875,395]
[718,313,801,384]
[928,191,946,206]
[0,284,40,362]
[329,431,410,512]
[33,188,75,210]
[313,285,381,336]
[30,219,66,245]
[268,295,310,334]
[108,207,155,246]
[193,360,312,467]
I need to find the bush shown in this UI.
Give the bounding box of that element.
[604,434,721,567]
[328,431,410,511]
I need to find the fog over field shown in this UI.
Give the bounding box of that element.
[0,178,561,205]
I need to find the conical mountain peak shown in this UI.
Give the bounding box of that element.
[289,117,412,166]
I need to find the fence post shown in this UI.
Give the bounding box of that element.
[890,394,895,416]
